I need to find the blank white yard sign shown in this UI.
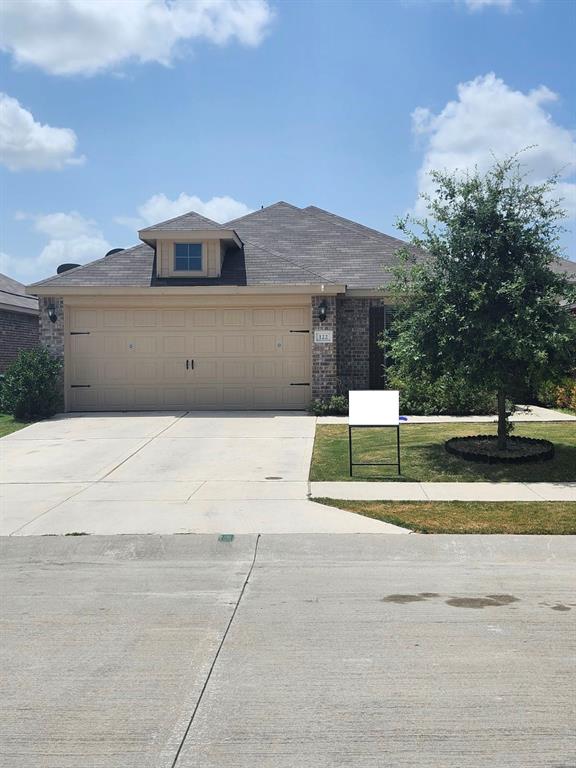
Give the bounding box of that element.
[349,390,400,426]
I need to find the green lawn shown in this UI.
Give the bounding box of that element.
[310,422,576,482]
[312,499,576,534]
[0,413,32,438]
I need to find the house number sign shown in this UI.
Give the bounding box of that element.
[314,329,333,344]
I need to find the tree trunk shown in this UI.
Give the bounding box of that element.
[497,388,507,451]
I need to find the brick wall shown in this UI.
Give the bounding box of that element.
[38,297,65,360]
[0,309,39,373]
[311,295,338,400]
[336,296,384,393]
[38,297,65,409]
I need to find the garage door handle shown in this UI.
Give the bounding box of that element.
[190,359,194,370]
[186,359,189,370]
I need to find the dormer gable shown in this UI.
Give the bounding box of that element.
[139,211,242,279]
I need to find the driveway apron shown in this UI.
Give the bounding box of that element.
[0,412,399,535]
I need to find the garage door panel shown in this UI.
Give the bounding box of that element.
[70,334,96,355]
[191,310,217,327]
[192,387,220,408]
[283,358,308,380]
[133,310,157,327]
[223,310,246,327]
[70,387,97,410]
[252,308,277,326]
[103,310,128,327]
[133,389,161,408]
[283,333,308,354]
[70,358,98,384]
[162,359,189,382]
[163,336,187,355]
[222,360,247,379]
[253,360,278,379]
[103,336,125,355]
[133,360,161,381]
[222,336,246,354]
[253,387,283,407]
[222,386,252,407]
[162,310,186,327]
[163,388,188,408]
[100,388,129,409]
[283,307,308,327]
[103,360,130,383]
[67,304,310,411]
[194,360,217,380]
[71,309,99,329]
[193,336,217,355]
[285,386,310,407]
[252,335,277,354]
[129,336,157,355]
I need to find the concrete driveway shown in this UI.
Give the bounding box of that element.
[0,412,397,535]
[1,534,574,768]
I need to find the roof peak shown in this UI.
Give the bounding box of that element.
[223,201,301,227]
[139,209,222,233]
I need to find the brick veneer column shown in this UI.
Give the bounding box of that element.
[336,296,384,392]
[38,296,65,410]
[311,295,338,401]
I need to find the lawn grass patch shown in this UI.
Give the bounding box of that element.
[313,498,576,535]
[310,422,576,483]
[0,413,32,438]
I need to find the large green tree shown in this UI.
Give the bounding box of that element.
[387,156,576,450]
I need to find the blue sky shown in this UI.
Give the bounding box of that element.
[1,0,575,284]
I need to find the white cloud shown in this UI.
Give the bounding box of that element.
[0,93,84,171]
[117,193,253,229]
[412,73,576,218]
[0,0,274,77]
[5,212,111,283]
[17,210,99,239]
[463,0,514,11]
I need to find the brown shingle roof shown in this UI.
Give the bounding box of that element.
[0,272,39,312]
[28,202,576,291]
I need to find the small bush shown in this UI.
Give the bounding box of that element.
[537,376,576,412]
[0,346,63,420]
[387,369,495,416]
[310,394,349,416]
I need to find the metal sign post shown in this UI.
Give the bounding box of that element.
[348,390,401,476]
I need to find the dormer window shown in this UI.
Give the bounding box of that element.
[174,243,203,272]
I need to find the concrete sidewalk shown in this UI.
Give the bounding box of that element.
[311,480,576,501]
[319,403,576,424]
[2,534,574,768]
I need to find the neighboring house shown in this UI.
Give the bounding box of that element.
[27,202,576,412]
[0,273,39,373]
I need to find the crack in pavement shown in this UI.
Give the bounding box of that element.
[170,533,261,768]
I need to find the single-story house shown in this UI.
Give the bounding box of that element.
[27,202,576,412]
[0,272,39,373]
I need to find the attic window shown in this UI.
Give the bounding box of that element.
[174,243,203,271]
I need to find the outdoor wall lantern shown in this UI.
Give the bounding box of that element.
[47,305,58,324]
[318,300,328,323]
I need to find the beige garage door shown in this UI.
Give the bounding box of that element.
[67,304,311,411]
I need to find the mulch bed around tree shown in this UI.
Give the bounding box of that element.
[445,435,555,464]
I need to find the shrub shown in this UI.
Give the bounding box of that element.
[386,369,495,416]
[537,376,576,412]
[0,346,63,420]
[309,394,349,416]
